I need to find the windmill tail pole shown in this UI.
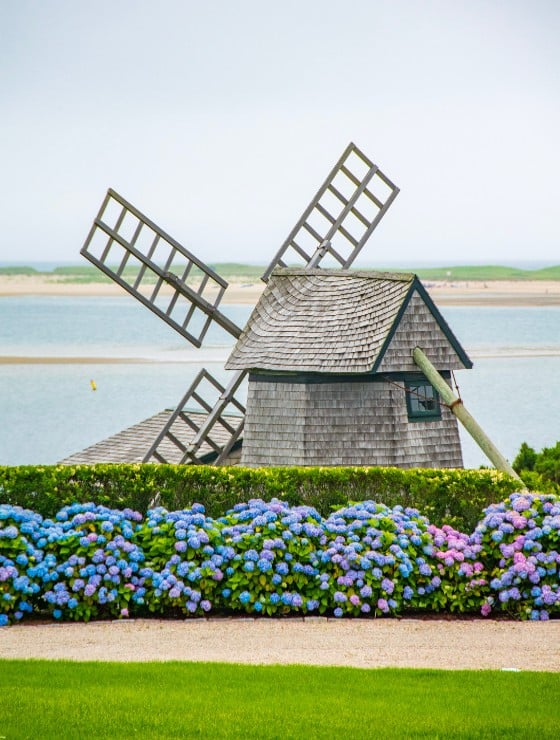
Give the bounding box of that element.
[412,347,526,488]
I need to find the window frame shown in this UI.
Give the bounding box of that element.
[405,378,442,422]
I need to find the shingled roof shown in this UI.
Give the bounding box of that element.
[60,410,243,465]
[226,268,471,373]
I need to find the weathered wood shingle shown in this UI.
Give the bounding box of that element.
[226,268,471,373]
[60,411,242,466]
[241,377,463,468]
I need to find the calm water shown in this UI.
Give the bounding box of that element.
[1,296,559,467]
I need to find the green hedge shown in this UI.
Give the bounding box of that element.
[0,464,523,532]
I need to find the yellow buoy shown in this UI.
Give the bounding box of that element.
[90,379,97,391]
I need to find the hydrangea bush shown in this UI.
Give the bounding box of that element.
[134,504,224,616]
[426,523,487,613]
[473,493,560,620]
[1,492,559,625]
[218,499,325,615]
[0,505,44,625]
[318,502,439,616]
[39,503,145,622]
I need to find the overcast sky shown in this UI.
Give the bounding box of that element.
[1,0,559,268]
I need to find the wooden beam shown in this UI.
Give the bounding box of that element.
[412,347,526,487]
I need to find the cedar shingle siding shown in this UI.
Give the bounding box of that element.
[242,377,463,468]
[377,292,467,373]
[227,268,471,469]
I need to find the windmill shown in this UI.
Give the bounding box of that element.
[79,143,400,465]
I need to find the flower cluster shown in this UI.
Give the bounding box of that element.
[218,499,324,615]
[0,505,43,625]
[1,492,559,625]
[473,493,560,620]
[39,503,145,621]
[319,502,440,616]
[135,505,223,616]
[427,523,487,613]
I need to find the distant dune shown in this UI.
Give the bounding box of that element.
[1,271,560,306]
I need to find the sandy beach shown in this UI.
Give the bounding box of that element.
[1,274,560,306]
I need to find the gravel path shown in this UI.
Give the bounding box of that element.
[1,618,559,671]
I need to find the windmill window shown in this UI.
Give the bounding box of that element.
[405,380,441,421]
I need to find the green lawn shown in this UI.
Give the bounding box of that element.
[0,660,558,738]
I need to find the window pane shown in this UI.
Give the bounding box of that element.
[406,380,440,420]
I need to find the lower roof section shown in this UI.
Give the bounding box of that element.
[59,410,242,466]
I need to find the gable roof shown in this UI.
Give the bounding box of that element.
[225,268,472,373]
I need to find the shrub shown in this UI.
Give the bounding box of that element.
[0,464,521,532]
[426,523,487,613]
[1,492,559,625]
[533,443,560,486]
[0,505,43,625]
[513,442,538,473]
[39,503,145,622]
[217,499,324,615]
[317,502,438,617]
[473,493,560,620]
[513,442,560,494]
[135,505,225,617]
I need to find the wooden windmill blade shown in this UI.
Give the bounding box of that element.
[80,188,246,465]
[142,368,246,464]
[262,142,400,281]
[81,188,242,347]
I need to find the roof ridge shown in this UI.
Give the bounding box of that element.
[270,267,416,282]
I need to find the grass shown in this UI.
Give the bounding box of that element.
[394,264,560,281]
[0,660,559,738]
[0,266,39,275]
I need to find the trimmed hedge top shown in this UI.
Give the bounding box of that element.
[0,464,521,532]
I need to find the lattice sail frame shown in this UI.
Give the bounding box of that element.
[81,189,241,347]
[80,143,399,464]
[262,142,399,280]
[143,369,245,465]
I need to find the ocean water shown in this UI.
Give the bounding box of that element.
[0,296,559,468]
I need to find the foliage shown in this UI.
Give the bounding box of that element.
[317,501,439,616]
[135,505,224,617]
[533,443,560,485]
[473,493,560,620]
[513,442,538,472]
[37,503,146,622]
[2,661,560,740]
[514,442,560,493]
[2,492,560,625]
[0,463,521,532]
[0,505,42,626]
[217,499,324,616]
[426,522,487,613]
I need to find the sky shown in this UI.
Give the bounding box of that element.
[1,0,559,268]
